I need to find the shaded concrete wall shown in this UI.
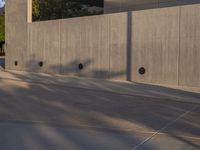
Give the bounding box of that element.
[179,4,200,88]
[5,1,200,90]
[27,20,61,74]
[132,7,180,85]
[27,13,128,80]
[132,4,200,89]
[5,0,28,70]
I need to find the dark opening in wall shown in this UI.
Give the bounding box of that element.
[32,0,104,21]
[78,63,83,70]
[39,61,43,67]
[14,61,18,66]
[139,67,145,75]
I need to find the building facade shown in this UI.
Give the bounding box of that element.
[5,0,200,91]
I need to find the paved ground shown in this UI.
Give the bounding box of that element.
[0,71,199,150]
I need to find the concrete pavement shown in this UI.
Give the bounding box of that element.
[0,71,199,150]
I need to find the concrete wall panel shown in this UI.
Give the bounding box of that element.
[60,14,127,79]
[5,0,28,70]
[109,13,127,80]
[60,19,82,75]
[28,21,60,74]
[132,7,179,85]
[81,16,110,79]
[179,4,200,87]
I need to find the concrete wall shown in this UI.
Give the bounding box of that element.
[179,4,200,88]
[27,20,61,74]
[132,4,200,89]
[132,7,180,85]
[5,1,200,90]
[5,0,28,71]
[27,13,128,80]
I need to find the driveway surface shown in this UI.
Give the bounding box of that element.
[0,71,199,150]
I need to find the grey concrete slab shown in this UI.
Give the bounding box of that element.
[135,134,200,150]
[0,72,199,150]
[132,106,200,150]
[162,106,200,137]
[0,77,198,132]
[132,7,179,85]
[0,71,200,103]
[0,122,152,150]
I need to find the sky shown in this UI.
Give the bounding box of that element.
[0,0,5,8]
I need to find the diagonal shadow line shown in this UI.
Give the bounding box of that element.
[130,105,198,150]
[172,134,200,149]
[1,77,200,106]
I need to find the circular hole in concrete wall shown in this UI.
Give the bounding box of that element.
[78,63,83,70]
[138,67,146,75]
[39,61,43,67]
[14,61,18,66]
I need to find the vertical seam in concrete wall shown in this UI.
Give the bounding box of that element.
[108,15,111,79]
[59,20,62,74]
[126,11,132,81]
[177,6,181,86]
[43,23,46,72]
[26,23,29,71]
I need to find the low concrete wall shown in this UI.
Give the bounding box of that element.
[5,1,200,90]
[132,4,200,89]
[179,4,200,88]
[5,0,28,71]
[27,13,128,80]
[132,7,180,85]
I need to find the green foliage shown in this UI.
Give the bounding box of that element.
[0,15,4,42]
[32,0,103,21]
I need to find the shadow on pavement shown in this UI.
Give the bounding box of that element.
[0,59,200,150]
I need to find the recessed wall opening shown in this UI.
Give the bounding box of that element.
[31,0,200,22]
[32,0,104,21]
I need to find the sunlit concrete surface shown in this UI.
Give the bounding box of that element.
[0,71,199,150]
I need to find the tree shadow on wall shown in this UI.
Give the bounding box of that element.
[25,54,125,79]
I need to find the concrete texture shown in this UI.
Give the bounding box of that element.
[0,122,152,150]
[60,15,111,78]
[28,20,61,74]
[27,13,127,80]
[0,71,199,150]
[5,1,200,91]
[179,4,200,88]
[132,7,179,85]
[132,4,200,89]
[5,0,28,70]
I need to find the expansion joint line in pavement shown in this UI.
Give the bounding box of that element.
[130,105,198,150]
